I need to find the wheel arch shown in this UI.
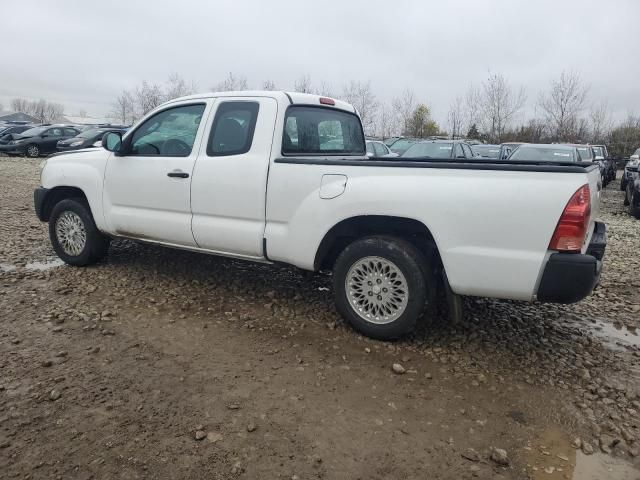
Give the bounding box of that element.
[314,215,443,272]
[39,186,89,222]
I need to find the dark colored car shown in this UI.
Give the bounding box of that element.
[401,140,476,159]
[57,127,128,152]
[623,156,640,219]
[0,125,36,146]
[0,125,80,157]
[507,144,582,162]
[592,145,615,186]
[388,137,421,155]
[621,149,639,192]
[471,144,500,159]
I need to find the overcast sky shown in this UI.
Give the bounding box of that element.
[2,0,639,127]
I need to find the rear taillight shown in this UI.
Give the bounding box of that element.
[548,184,591,252]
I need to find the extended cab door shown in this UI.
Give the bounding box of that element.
[103,102,208,246]
[190,96,278,258]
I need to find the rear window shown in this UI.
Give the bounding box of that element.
[282,106,365,156]
[402,142,453,158]
[509,146,576,162]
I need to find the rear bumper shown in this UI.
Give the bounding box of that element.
[537,221,606,304]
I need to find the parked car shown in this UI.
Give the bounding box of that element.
[388,137,420,155]
[620,149,639,192]
[471,144,500,159]
[0,125,80,157]
[57,127,128,152]
[592,145,615,186]
[0,124,34,137]
[402,140,475,159]
[366,140,398,158]
[34,91,605,341]
[498,142,524,160]
[623,157,640,218]
[508,144,582,162]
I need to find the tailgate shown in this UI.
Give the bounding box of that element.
[583,166,602,252]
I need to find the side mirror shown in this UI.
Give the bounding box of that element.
[102,131,122,153]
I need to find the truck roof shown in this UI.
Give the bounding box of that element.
[164,90,357,114]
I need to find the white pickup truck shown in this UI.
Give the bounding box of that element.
[34,91,606,340]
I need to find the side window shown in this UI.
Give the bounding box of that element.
[207,101,259,156]
[366,142,375,156]
[130,103,205,157]
[64,128,77,136]
[282,106,365,156]
[454,143,465,158]
[374,143,388,156]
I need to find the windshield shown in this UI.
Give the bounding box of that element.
[509,146,576,162]
[18,126,47,137]
[402,142,453,158]
[76,128,103,139]
[576,147,593,161]
[472,145,500,158]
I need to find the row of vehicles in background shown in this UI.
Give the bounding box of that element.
[374,136,619,186]
[621,147,640,219]
[0,121,128,157]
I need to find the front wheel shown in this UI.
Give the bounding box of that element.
[333,236,430,340]
[49,198,110,266]
[25,144,40,158]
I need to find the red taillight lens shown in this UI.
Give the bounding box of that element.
[548,184,591,252]
[319,97,335,106]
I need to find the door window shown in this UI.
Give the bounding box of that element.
[462,143,473,158]
[454,143,465,158]
[207,101,260,156]
[64,128,78,137]
[130,104,205,157]
[47,128,64,137]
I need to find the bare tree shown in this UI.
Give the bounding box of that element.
[341,81,378,135]
[11,98,30,113]
[392,88,416,135]
[44,102,65,122]
[376,102,398,139]
[212,72,248,92]
[133,81,164,118]
[110,90,136,124]
[262,80,277,91]
[463,85,482,134]
[589,101,612,143]
[538,70,589,141]
[447,96,465,139]
[165,73,196,101]
[294,75,314,94]
[317,80,334,97]
[478,72,526,143]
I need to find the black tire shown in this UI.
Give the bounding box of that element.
[49,198,110,266]
[333,236,430,340]
[621,177,627,191]
[25,144,40,158]
[623,189,630,206]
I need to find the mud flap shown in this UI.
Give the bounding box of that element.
[443,271,463,324]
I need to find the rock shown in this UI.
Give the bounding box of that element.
[41,360,53,367]
[580,368,591,381]
[581,441,594,455]
[227,403,240,410]
[194,430,206,441]
[52,326,63,332]
[571,437,582,449]
[461,448,480,462]
[49,389,61,401]
[477,373,487,384]
[490,448,509,466]
[247,423,257,432]
[424,372,433,379]
[206,432,223,443]
[599,435,618,453]
[391,363,406,374]
[0,440,10,448]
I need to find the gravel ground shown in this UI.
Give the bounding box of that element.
[1,156,640,479]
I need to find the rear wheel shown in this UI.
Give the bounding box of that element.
[631,192,640,220]
[49,198,110,266]
[333,236,430,340]
[25,144,40,158]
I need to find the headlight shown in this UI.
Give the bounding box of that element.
[69,141,83,147]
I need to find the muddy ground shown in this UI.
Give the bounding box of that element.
[1,157,640,479]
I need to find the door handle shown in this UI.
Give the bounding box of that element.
[167,171,189,178]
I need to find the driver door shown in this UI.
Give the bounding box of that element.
[41,127,65,153]
[103,101,209,246]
